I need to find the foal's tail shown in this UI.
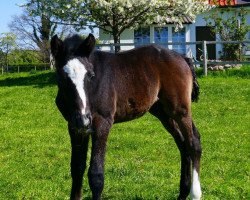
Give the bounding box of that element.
[184,57,200,102]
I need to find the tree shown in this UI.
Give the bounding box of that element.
[9,2,74,64]
[8,49,41,65]
[24,0,210,52]
[204,6,250,60]
[0,33,17,70]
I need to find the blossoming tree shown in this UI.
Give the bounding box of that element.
[25,0,210,51]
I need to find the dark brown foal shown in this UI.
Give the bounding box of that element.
[50,34,202,200]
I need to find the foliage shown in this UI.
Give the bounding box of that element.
[0,33,17,53]
[24,0,210,51]
[0,70,249,199]
[0,33,17,67]
[204,7,250,61]
[8,50,41,65]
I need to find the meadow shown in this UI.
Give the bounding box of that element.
[0,67,249,199]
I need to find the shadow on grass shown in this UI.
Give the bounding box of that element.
[83,196,115,200]
[83,196,176,200]
[0,71,57,88]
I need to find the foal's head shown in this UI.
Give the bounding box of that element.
[51,34,96,130]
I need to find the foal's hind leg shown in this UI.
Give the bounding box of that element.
[173,108,202,200]
[149,102,202,200]
[149,102,191,199]
[189,121,202,200]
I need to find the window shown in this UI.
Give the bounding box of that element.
[134,27,150,46]
[154,27,168,48]
[172,27,186,55]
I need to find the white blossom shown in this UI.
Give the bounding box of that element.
[25,0,211,43]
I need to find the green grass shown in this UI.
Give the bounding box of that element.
[195,65,250,79]
[0,69,249,199]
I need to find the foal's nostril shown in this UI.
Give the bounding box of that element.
[72,112,92,129]
[83,113,92,127]
[86,113,92,123]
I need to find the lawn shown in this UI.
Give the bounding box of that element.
[0,68,249,199]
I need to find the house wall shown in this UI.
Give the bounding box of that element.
[190,11,222,59]
[99,29,134,51]
[99,25,192,53]
[246,7,250,40]
[194,6,249,59]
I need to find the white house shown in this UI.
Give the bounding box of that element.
[99,0,250,60]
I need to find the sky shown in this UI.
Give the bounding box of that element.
[0,0,26,35]
[0,0,99,37]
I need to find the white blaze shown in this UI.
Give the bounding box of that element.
[190,169,202,200]
[63,58,87,115]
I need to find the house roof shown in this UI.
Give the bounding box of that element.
[235,0,250,4]
[165,16,194,24]
[161,0,249,24]
[209,0,236,6]
[152,16,194,25]
[209,0,250,6]
[158,0,249,25]
[235,0,250,6]
[179,16,194,24]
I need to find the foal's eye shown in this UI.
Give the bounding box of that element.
[86,71,95,80]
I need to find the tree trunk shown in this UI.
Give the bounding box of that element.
[5,44,9,72]
[113,33,121,53]
[33,13,51,63]
[40,14,51,63]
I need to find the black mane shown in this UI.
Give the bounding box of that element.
[63,34,84,56]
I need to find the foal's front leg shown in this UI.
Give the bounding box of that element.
[68,125,90,200]
[88,115,112,200]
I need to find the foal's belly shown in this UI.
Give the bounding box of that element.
[114,99,149,123]
[114,87,158,123]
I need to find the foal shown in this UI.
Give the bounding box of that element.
[51,34,202,200]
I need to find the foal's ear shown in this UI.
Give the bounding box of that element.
[76,34,96,57]
[50,35,64,59]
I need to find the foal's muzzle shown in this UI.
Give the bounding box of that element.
[73,112,92,130]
